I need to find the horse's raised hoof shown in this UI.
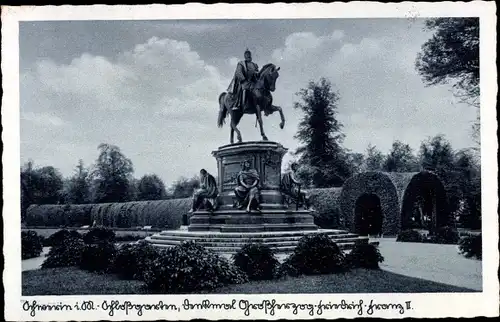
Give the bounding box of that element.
[279,122,285,129]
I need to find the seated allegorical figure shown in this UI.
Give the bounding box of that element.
[233,160,261,212]
[189,168,219,213]
[281,162,310,210]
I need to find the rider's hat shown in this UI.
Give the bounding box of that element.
[244,48,251,56]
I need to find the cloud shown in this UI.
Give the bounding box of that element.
[21,36,231,183]
[20,24,477,185]
[26,37,228,116]
[268,28,477,155]
[272,30,345,62]
[21,111,66,127]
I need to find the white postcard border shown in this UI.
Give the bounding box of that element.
[2,2,498,320]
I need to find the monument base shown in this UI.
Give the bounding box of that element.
[145,228,375,254]
[145,141,377,253]
[188,209,317,232]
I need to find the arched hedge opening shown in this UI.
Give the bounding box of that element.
[400,171,449,232]
[354,193,383,236]
[340,172,400,235]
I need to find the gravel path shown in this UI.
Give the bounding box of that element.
[22,247,50,272]
[375,238,482,291]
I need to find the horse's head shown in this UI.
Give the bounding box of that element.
[259,63,280,92]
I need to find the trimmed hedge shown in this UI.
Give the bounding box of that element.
[340,172,400,235]
[25,204,93,227]
[25,198,190,229]
[308,188,343,229]
[22,231,44,259]
[25,189,348,231]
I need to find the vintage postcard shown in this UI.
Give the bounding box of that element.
[2,2,498,320]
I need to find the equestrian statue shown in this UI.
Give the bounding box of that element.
[217,49,285,144]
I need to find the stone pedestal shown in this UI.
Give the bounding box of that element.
[188,141,318,232]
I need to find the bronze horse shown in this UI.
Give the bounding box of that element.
[217,63,285,144]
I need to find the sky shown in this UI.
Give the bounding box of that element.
[19,19,479,186]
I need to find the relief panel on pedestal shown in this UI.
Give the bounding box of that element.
[221,154,256,191]
[262,151,282,189]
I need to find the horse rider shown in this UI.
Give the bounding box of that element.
[227,49,260,112]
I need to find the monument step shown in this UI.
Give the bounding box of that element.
[154,229,351,239]
[188,223,318,233]
[147,240,370,254]
[146,237,366,248]
[144,227,373,254]
[192,209,312,215]
[149,233,359,243]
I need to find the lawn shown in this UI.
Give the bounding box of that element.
[22,228,155,238]
[23,266,475,296]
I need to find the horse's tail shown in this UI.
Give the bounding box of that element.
[217,92,228,128]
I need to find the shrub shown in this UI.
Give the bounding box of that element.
[42,238,85,268]
[22,231,44,259]
[83,227,116,244]
[111,241,159,280]
[143,241,247,293]
[44,229,82,247]
[346,242,384,269]
[232,243,279,280]
[459,234,482,259]
[280,234,347,276]
[79,242,117,272]
[433,226,460,244]
[396,229,422,243]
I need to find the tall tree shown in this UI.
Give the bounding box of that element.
[383,141,419,172]
[416,18,480,142]
[169,175,200,199]
[137,174,167,201]
[418,134,455,172]
[346,152,365,175]
[90,143,134,203]
[364,144,386,171]
[64,159,91,204]
[418,135,462,216]
[293,78,350,187]
[21,161,64,218]
[453,149,481,229]
[415,18,479,107]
